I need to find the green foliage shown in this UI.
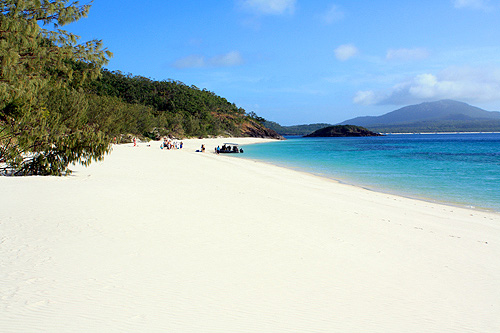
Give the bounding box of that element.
[1,0,112,175]
[263,121,333,136]
[1,88,109,175]
[86,70,261,138]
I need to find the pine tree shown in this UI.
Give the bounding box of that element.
[0,0,112,175]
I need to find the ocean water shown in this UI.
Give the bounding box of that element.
[239,133,500,212]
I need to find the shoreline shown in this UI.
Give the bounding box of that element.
[237,135,500,214]
[239,156,500,214]
[1,137,499,332]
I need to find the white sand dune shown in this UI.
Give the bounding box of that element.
[1,138,499,332]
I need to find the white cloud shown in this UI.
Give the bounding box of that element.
[173,55,206,69]
[209,51,244,67]
[408,74,440,99]
[239,0,296,15]
[353,90,377,105]
[386,48,429,61]
[322,4,344,24]
[173,51,244,69]
[353,66,500,105]
[334,44,358,61]
[452,0,492,10]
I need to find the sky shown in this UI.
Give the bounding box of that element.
[62,0,500,125]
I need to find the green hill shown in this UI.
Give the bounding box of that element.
[86,70,282,140]
[263,121,333,136]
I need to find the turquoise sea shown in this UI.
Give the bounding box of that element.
[239,133,500,213]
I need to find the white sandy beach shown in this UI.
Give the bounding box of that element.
[1,137,499,332]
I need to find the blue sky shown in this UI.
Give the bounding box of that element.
[64,0,500,125]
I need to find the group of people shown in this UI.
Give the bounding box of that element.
[215,144,243,154]
[158,139,243,154]
[161,138,183,150]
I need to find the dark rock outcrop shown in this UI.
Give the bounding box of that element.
[304,125,382,137]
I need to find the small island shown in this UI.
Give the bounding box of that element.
[304,125,383,137]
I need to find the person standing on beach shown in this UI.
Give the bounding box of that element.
[133,137,137,147]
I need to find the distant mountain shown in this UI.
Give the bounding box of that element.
[263,121,333,136]
[304,125,382,137]
[339,100,500,132]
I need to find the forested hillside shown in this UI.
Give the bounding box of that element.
[263,121,333,136]
[85,69,280,140]
[0,1,278,176]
